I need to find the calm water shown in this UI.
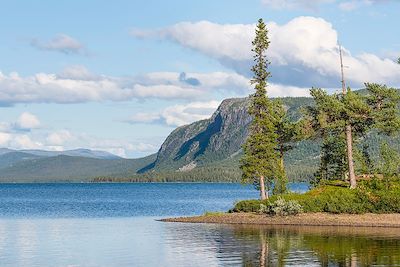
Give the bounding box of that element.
[0,183,399,267]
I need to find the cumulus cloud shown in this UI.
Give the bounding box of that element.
[0,63,312,105]
[0,69,208,105]
[12,135,43,149]
[57,65,99,80]
[31,34,86,55]
[46,130,73,146]
[261,0,334,10]
[261,0,392,10]
[15,112,41,130]
[132,17,400,88]
[0,132,11,145]
[126,101,221,127]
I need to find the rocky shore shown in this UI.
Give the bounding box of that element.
[161,212,400,228]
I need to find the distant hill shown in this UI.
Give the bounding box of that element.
[0,148,121,159]
[0,154,156,182]
[0,148,155,182]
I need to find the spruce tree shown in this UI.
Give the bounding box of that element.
[271,100,300,194]
[240,19,278,200]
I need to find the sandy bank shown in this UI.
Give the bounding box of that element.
[161,212,400,227]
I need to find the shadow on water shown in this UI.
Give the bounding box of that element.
[164,223,400,267]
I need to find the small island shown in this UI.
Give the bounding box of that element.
[163,19,400,227]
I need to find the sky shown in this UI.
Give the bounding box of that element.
[0,0,399,158]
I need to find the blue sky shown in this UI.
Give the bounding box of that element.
[1,0,399,157]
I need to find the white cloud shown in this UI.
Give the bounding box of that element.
[16,112,41,130]
[127,101,221,127]
[261,0,392,10]
[261,0,334,10]
[46,130,73,146]
[162,101,221,126]
[0,128,159,158]
[338,0,389,11]
[31,34,86,55]
[57,65,99,80]
[133,17,400,88]
[132,84,201,99]
[77,135,159,157]
[0,70,207,105]
[0,132,11,145]
[0,64,313,105]
[12,135,42,149]
[125,100,220,126]
[128,113,162,124]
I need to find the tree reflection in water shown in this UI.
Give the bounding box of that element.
[164,223,400,267]
[233,225,400,267]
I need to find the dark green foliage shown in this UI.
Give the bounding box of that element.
[232,199,266,213]
[233,179,400,214]
[271,100,300,194]
[94,165,242,183]
[366,83,400,135]
[312,133,347,185]
[354,143,374,175]
[305,84,400,187]
[379,141,400,180]
[241,19,279,195]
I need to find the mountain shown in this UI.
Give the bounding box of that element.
[133,93,399,182]
[138,97,318,178]
[0,154,156,182]
[1,91,398,183]
[0,151,43,169]
[0,148,155,182]
[0,148,121,159]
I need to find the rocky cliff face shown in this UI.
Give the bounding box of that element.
[139,98,252,172]
[139,96,314,173]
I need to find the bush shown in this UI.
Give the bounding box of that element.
[232,199,267,213]
[233,180,400,214]
[262,197,303,216]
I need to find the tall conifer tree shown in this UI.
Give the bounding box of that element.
[240,19,278,200]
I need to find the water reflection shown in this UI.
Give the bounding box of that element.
[164,223,400,267]
[0,218,399,266]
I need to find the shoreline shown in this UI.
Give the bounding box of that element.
[161,212,400,228]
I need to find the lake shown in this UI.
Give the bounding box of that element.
[0,183,399,266]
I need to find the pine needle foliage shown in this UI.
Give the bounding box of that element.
[240,19,279,198]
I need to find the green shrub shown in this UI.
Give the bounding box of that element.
[203,211,225,216]
[232,199,265,213]
[233,180,400,214]
[265,197,303,216]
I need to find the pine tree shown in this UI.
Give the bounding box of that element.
[240,19,279,200]
[366,83,400,135]
[271,100,300,194]
[304,88,372,187]
[380,141,400,181]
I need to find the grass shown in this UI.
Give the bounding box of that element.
[232,179,400,214]
[203,211,226,216]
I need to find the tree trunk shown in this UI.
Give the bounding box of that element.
[260,176,267,200]
[346,125,357,189]
[259,231,267,267]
